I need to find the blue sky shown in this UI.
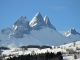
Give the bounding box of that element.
[0,0,80,33]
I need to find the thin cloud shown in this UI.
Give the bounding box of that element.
[49,6,66,10]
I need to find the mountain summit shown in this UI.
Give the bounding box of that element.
[12,16,30,38]
[13,16,29,30]
[29,12,46,30]
[44,15,56,30]
[64,28,80,41]
[64,28,80,36]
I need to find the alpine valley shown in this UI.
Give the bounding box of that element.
[0,12,80,48]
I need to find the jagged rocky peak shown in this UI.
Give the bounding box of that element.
[29,12,46,29]
[44,15,50,24]
[34,12,43,20]
[64,28,80,36]
[11,16,30,38]
[69,28,80,35]
[12,16,30,31]
[13,16,28,26]
[69,28,76,33]
[44,15,56,30]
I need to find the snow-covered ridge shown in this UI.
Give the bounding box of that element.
[29,12,56,30]
[44,15,56,30]
[29,12,46,28]
[64,28,80,41]
[64,28,80,37]
[11,16,30,38]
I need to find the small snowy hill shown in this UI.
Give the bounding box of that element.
[64,28,80,41]
[0,12,74,47]
[2,41,80,60]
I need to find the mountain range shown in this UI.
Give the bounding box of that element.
[0,12,80,48]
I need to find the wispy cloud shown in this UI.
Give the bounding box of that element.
[49,6,66,10]
[7,43,17,49]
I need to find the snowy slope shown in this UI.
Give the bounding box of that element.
[0,27,73,47]
[60,41,80,50]
[64,28,80,41]
[29,27,72,46]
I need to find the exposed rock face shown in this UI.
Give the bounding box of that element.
[44,15,56,30]
[29,12,46,30]
[12,16,30,38]
[64,28,80,36]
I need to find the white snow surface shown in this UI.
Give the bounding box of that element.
[12,25,18,31]
[63,56,80,60]
[1,41,80,60]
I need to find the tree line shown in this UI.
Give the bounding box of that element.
[6,52,63,60]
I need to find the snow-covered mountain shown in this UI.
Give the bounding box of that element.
[64,28,80,41]
[0,12,74,48]
[44,15,56,30]
[29,12,46,30]
[11,16,30,38]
